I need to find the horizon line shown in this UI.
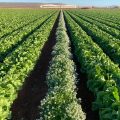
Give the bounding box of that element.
[0,2,119,7]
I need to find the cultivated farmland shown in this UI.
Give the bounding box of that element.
[0,8,120,120]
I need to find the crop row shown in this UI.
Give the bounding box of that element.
[0,12,58,120]
[71,11,120,40]
[0,11,56,78]
[39,11,85,120]
[0,9,51,38]
[74,10,120,28]
[67,11,120,66]
[64,11,120,120]
[0,11,56,61]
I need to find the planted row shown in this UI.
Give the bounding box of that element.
[72,12,120,40]
[0,9,49,38]
[72,10,120,30]
[39,11,85,120]
[0,12,58,120]
[0,11,56,61]
[64,12,120,120]
[67,11,120,65]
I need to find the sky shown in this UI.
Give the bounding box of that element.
[0,0,120,6]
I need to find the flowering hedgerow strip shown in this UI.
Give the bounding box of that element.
[40,11,86,120]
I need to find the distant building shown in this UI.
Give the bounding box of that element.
[40,4,77,8]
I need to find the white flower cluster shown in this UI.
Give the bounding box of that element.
[39,11,86,120]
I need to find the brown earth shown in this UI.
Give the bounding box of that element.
[64,13,99,120]
[11,12,59,120]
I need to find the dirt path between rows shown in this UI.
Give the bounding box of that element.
[64,13,99,120]
[11,13,59,120]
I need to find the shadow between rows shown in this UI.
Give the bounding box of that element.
[11,12,60,120]
[64,12,99,120]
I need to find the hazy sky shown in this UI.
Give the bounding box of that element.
[0,0,120,6]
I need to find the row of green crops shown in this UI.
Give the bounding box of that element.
[70,11,120,40]
[72,9,120,28]
[1,9,120,120]
[64,11,120,120]
[39,11,85,120]
[0,9,53,38]
[0,11,58,120]
[0,11,56,78]
[0,11,56,61]
[67,11,120,66]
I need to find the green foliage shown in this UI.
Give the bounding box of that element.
[40,11,86,120]
[64,11,120,120]
[0,11,58,120]
[68,11,120,65]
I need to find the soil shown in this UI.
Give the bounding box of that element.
[3,13,54,62]
[11,13,59,120]
[73,57,99,120]
[10,11,99,120]
[68,13,116,66]
[64,13,99,120]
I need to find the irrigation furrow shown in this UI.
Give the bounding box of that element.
[11,12,60,120]
[0,11,54,40]
[1,12,56,62]
[72,12,120,40]
[67,12,120,66]
[64,12,99,120]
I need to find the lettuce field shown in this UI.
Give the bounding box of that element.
[0,9,120,120]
